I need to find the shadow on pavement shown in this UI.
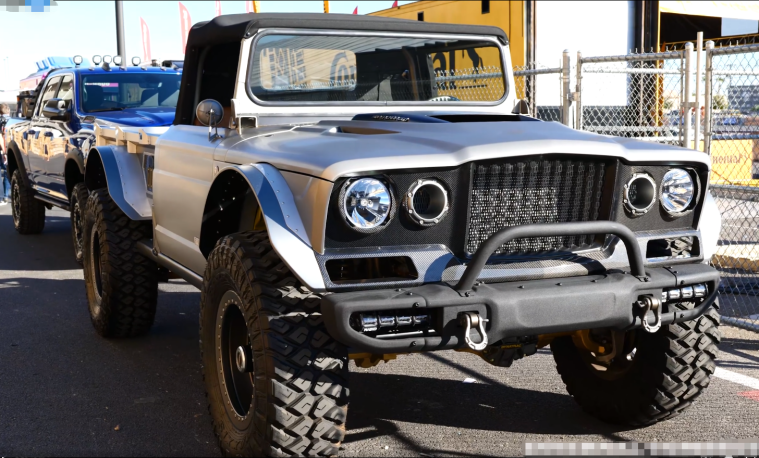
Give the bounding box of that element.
[0,214,81,271]
[0,276,217,457]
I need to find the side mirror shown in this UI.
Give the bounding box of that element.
[42,98,69,120]
[512,99,530,115]
[195,99,224,127]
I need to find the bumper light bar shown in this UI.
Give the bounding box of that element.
[662,283,707,303]
[355,311,431,333]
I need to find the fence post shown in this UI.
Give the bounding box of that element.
[576,51,582,131]
[683,42,694,148]
[704,40,714,156]
[693,32,703,151]
[562,49,571,127]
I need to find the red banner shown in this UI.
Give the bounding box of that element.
[179,2,192,55]
[392,0,398,7]
[215,0,221,16]
[140,17,151,63]
[353,6,358,14]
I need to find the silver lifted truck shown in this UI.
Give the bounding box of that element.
[81,13,723,457]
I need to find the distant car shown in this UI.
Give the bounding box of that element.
[714,109,743,126]
[3,56,181,264]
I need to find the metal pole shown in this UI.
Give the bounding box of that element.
[562,49,571,127]
[115,1,126,62]
[704,40,714,156]
[693,32,703,150]
[525,0,536,117]
[576,51,582,131]
[683,42,693,149]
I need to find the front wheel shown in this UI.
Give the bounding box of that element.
[551,300,721,425]
[200,231,349,456]
[82,188,157,337]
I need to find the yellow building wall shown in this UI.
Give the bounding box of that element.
[370,1,525,68]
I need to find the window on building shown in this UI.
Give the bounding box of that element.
[482,0,490,14]
[417,12,424,21]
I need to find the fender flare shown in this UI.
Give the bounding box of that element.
[221,163,326,291]
[5,141,31,187]
[84,146,151,221]
[65,149,86,176]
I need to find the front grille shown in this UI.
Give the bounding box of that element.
[466,158,609,255]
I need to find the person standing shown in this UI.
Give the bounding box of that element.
[0,103,10,205]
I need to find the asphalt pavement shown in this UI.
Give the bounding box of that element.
[2,205,759,457]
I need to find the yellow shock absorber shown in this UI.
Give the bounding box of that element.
[349,353,398,368]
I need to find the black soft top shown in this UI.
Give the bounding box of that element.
[176,13,508,125]
[186,13,508,48]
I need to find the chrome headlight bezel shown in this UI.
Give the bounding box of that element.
[623,173,657,216]
[660,168,697,216]
[339,177,395,232]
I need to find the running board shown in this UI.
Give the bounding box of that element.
[135,241,203,289]
[33,194,70,211]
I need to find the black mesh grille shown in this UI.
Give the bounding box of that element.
[466,158,608,255]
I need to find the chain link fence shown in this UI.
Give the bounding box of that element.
[705,43,759,332]
[577,50,687,146]
[513,64,563,122]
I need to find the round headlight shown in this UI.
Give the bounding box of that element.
[341,178,392,230]
[661,168,694,214]
[623,173,657,215]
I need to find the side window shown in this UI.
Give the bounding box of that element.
[36,76,62,117]
[57,75,74,103]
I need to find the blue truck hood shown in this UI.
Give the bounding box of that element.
[89,107,175,127]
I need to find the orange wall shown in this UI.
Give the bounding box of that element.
[370,1,525,67]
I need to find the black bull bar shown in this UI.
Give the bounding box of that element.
[321,221,720,353]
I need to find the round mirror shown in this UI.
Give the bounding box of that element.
[73,55,83,65]
[92,55,102,65]
[131,56,141,66]
[103,55,112,64]
[113,55,123,66]
[196,99,224,127]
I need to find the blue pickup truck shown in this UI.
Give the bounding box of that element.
[3,56,181,263]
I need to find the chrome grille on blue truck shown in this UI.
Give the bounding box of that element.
[466,158,609,255]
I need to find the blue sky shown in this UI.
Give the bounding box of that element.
[0,1,412,92]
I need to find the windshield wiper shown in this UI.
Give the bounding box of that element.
[87,107,128,113]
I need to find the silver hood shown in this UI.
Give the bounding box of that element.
[222,119,710,182]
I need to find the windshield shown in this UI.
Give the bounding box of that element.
[248,34,505,104]
[81,72,182,113]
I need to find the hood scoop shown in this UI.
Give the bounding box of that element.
[352,112,540,124]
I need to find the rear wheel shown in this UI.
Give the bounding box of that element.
[551,300,721,425]
[82,188,157,337]
[69,182,89,265]
[10,169,45,234]
[201,231,349,456]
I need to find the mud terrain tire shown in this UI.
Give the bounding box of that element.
[552,300,720,425]
[82,188,157,337]
[200,231,349,457]
[11,169,45,234]
[70,182,89,264]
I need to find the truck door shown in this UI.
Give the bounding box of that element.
[28,75,61,195]
[38,74,74,198]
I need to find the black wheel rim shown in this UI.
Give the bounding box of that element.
[216,290,254,421]
[90,229,104,306]
[73,198,83,258]
[11,181,20,225]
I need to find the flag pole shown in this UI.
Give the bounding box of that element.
[323,1,329,13]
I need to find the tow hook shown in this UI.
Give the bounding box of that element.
[637,296,662,333]
[459,312,489,351]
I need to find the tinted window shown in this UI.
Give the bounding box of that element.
[37,76,61,116]
[248,34,505,104]
[58,75,74,102]
[81,72,182,113]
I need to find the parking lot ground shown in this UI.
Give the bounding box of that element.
[2,207,759,457]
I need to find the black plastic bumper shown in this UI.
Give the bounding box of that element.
[320,222,720,353]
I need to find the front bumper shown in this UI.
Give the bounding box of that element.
[321,222,720,353]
